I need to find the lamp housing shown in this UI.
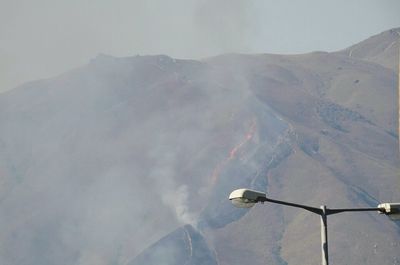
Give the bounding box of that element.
[229,189,266,208]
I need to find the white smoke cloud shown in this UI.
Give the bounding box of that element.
[162,184,197,226]
[193,0,255,56]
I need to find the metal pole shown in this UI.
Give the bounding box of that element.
[249,193,386,264]
[320,205,329,265]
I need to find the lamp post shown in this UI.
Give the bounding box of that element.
[229,188,400,265]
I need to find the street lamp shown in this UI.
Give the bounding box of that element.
[229,188,400,265]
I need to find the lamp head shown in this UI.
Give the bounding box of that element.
[229,188,267,208]
[378,203,400,220]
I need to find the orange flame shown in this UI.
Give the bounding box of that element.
[229,120,257,159]
[210,119,257,185]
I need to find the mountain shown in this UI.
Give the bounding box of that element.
[338,27,400,70]
[0,29,399,265]
[127,225,218,265]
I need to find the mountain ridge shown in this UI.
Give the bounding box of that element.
[0,28,399,265]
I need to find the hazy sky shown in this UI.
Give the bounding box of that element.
[1,0,399,92]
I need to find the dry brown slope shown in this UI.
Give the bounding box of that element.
[338,27,400,71]
[203,29,399,265]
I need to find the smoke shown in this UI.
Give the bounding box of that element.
[146,148,197,226]
[2,0,400,93]
[192,0,255,57]
[0,0,259,93]
[162,184,197,226]
[1,3,399,263]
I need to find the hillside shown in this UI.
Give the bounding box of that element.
[0,29,399,265]
[338,27,400,70]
